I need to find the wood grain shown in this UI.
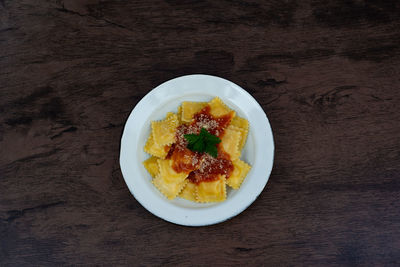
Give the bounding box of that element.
[1,0,400,265]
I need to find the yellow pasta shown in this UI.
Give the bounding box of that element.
[226,159,251,189]
[196,175,226,203]
[208,97,236,117]
[220,125,241,160]
[143,97,252,202]
[177,105,183,123]
[229,125,248,150]
[151,112,178,146]
[158,159,189,181]
[230,116,249,149]
[231,115,249,130]
[181,102,207,122]
[144,134,169,159]
[166,112,177,120]
[153,159,189,199]
[179,180,197,201]
[142,156,159,178]
[153,176,187,200]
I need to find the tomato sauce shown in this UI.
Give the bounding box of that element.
[167,106,234,184]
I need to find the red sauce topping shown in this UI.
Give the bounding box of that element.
[167,106,234,184]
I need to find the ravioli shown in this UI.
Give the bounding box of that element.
[143,97,251,202]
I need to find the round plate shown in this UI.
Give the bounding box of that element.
[120,74,274,226]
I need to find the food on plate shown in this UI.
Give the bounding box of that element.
[143,97,251,202]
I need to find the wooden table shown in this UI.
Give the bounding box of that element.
[1,0,399,265]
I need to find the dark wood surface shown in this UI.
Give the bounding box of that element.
[1,0,400,265]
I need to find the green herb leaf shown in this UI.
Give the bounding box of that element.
[205,133,221,145]
[184,133,200,144]
[184,128,221,157]
[192,139,205,152]
[206,143,218,158]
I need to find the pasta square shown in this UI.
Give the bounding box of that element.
[153,176,187,200]
[226,159,251,189]
[158,158,189,180]
[181,102,207,122]
[177,105,183,123]
[153,159,189,199]
[144,134,169,158]
[196,175,226,203]
[231,116,249,130]
[220,125,241,160]
[179,180,197,201]
[229,125,248,150]
[208,97,236,117]
[151,112,179,146]
[142,156,159,178]
[166,112,177,120]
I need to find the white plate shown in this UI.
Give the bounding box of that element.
[120,74,274,226]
